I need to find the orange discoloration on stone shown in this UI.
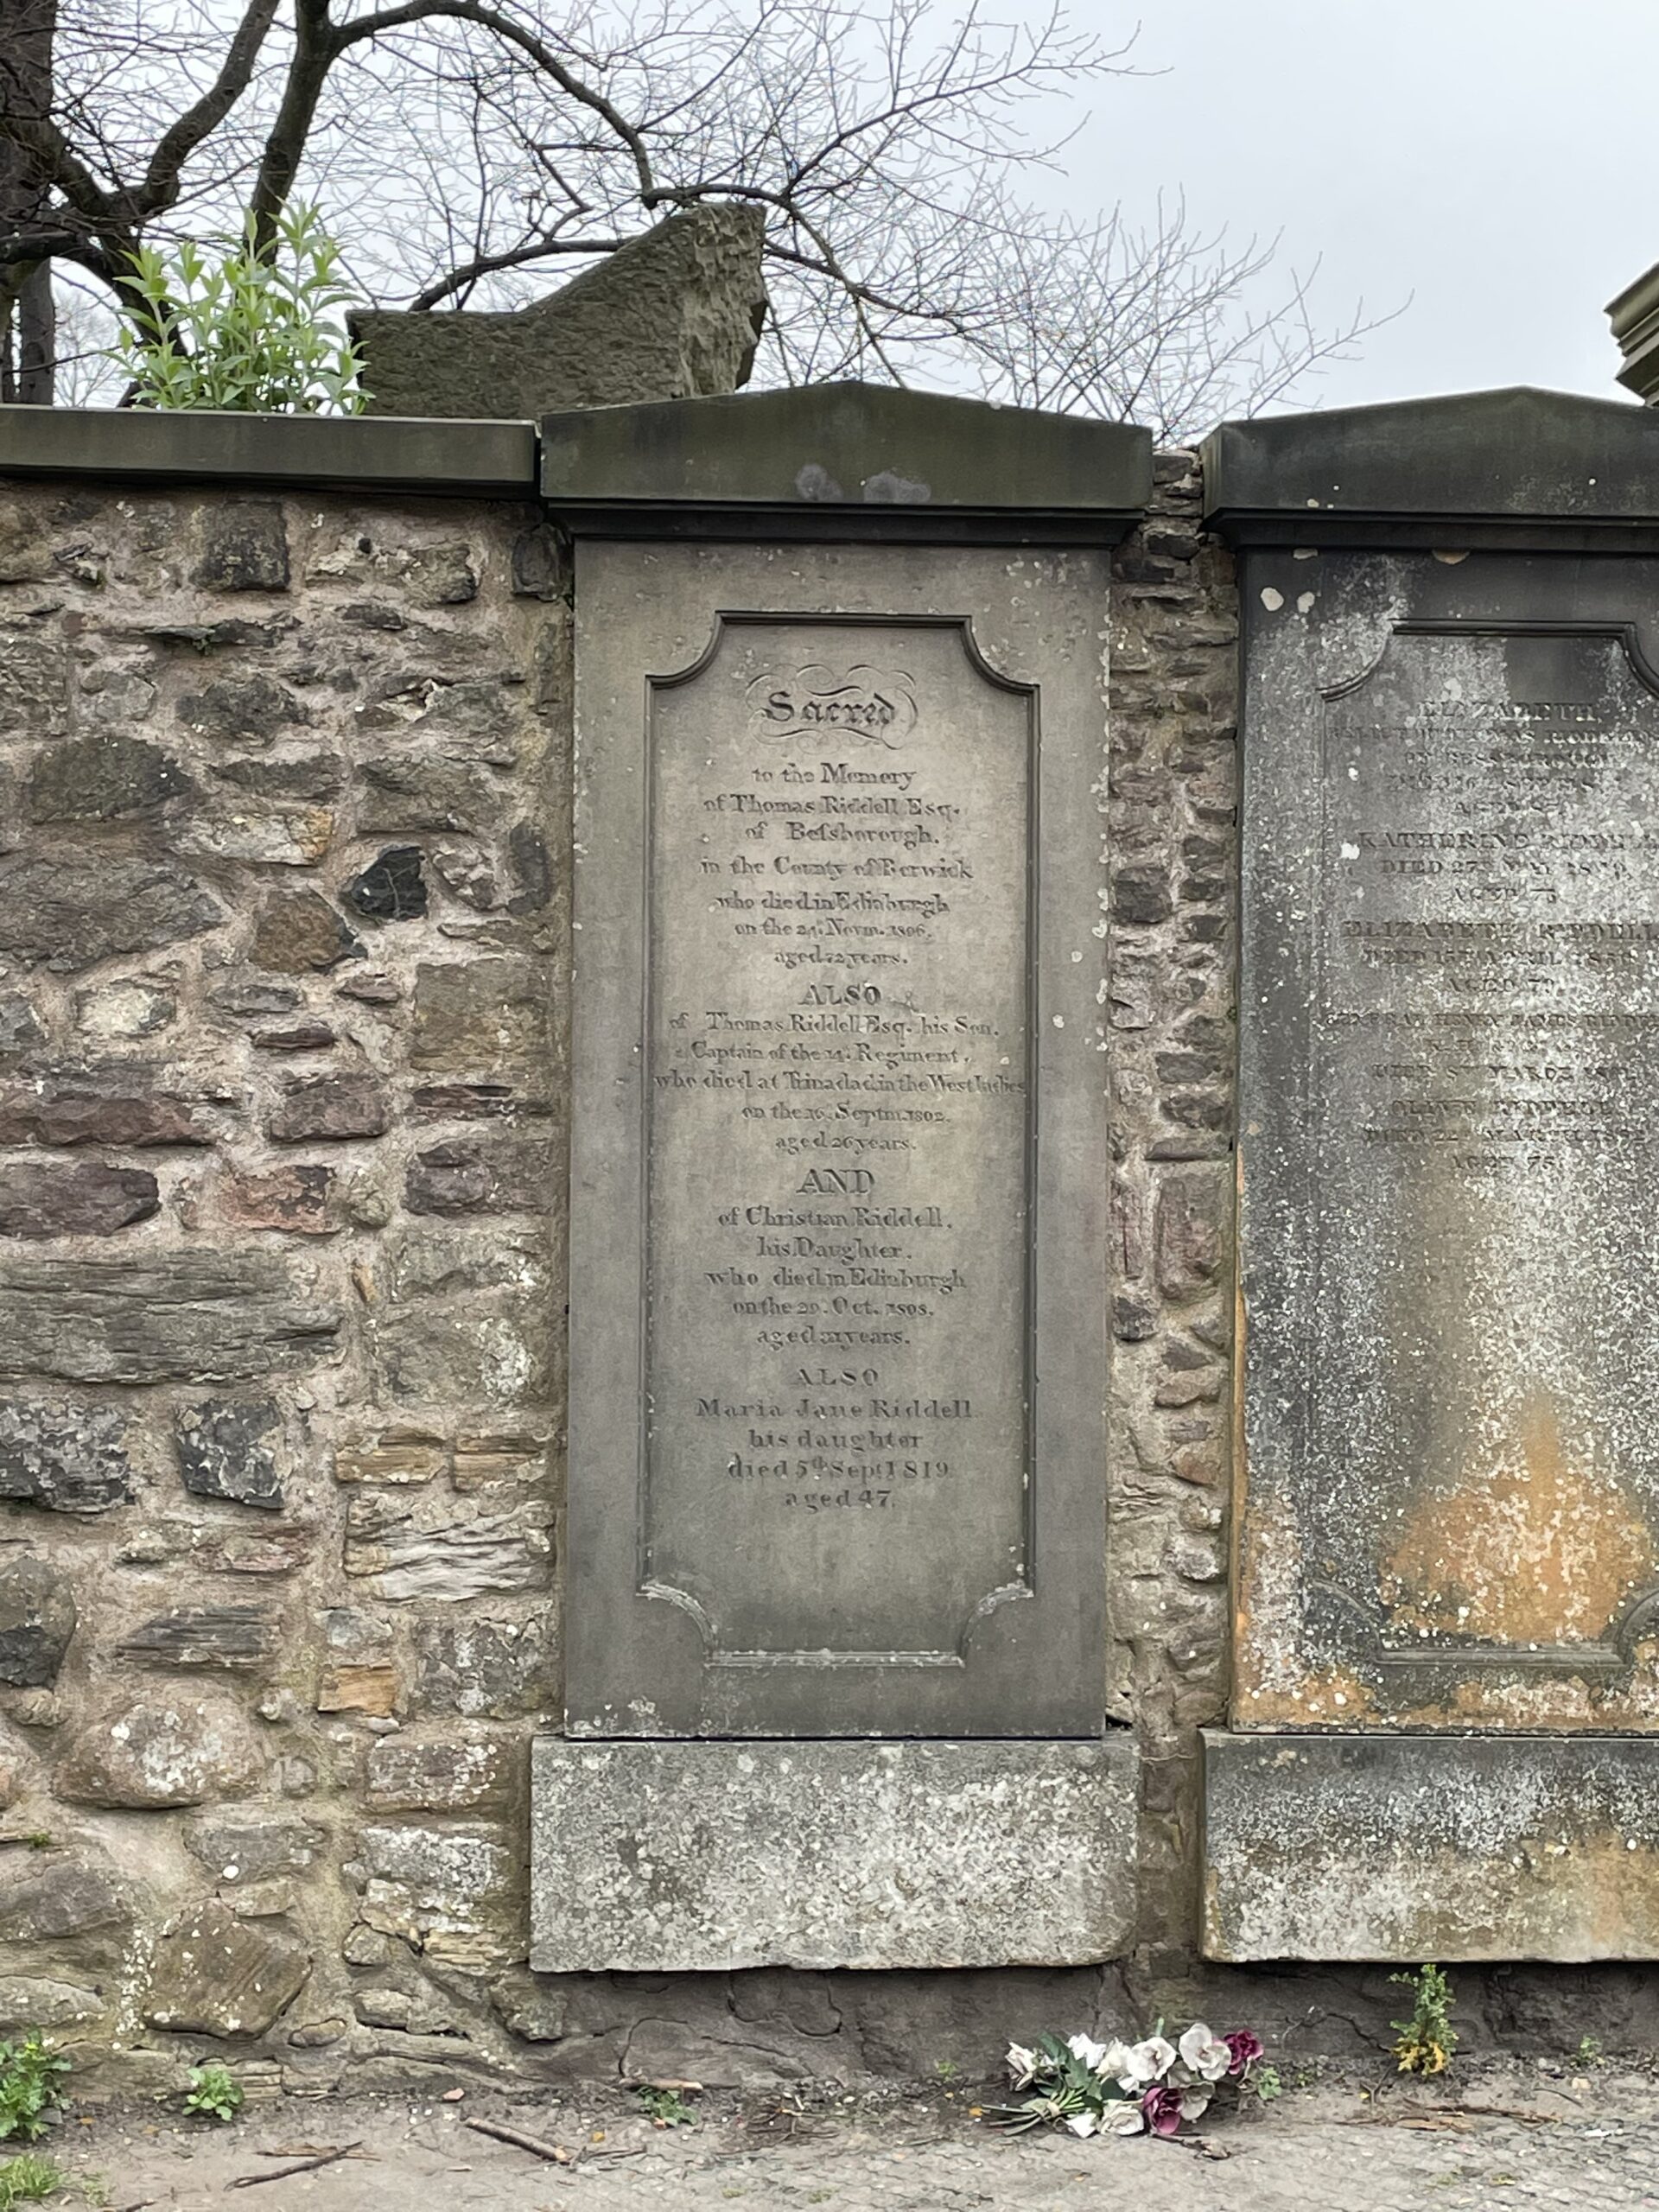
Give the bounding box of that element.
[1235,1667,1379,1729]
[1382,1392,1656,1647]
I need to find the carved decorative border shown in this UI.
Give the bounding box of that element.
[638,611,1040,1669]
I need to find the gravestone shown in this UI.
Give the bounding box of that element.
[532,383,1151,1969]
[1203,388,1659,1961]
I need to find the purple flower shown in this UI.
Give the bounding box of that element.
[1141,2082,1185,2137]
[1224,2030,1264,2076]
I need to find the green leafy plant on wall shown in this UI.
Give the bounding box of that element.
[0,2152,62,2209]
[182,2063,245,2123]
[112,204,365,415]
[0,2034,69,2145]
[1390,1963,1458,2076]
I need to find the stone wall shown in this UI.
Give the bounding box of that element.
[0,469,571,2091]
[1103,450,1238,1961]
[1,425,1648,2099]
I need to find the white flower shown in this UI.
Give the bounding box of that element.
[1065,2112,1099,2138]
[1178,2082,1215,2124]
[1066,2033,1109,2073]
[1111,2102,1147,2135]
[1121,2035,1176,2088]
[1097,2038,1138,2082]
[1178,2023,1232,2084]
[1005,2043,1039,2087]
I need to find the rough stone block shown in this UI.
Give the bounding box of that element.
[117,1516,312,1578]
[251,1020,337,1053]
[356,755,493,834]
[343,1490,550,1602]
[1154,1165,1230,1298]
[74,980,176,1040]
[410,960,549,1074]
[180,804,334,866]
[0,1250,339,1383]
[452,1431,546,1488]
[365,1735,508,1812]
[0,1084,211,1147]
[143,1898,310,2034]
[0,998,46,1060]
[316,1662,398,1716]
[0,1554,76,1685]
[58,1692,263,1807]
[1111,861,1173,925]
[251,890,363,971]
[415,1618,554,1721]
[0,1850,130,1956]
[305,531,479,606]
[404,1135,553,1216]
[116,1604,276,1672]
[192,500,290,592]
[267,1074,388,1143]
[355,1821,513,1967]
[0,631,69,734]
[176,672,307,744]
[213,751,343,801]
[0,1976,105,2034]
[353,204,765,419]
[346,846,427,920]
[368,1294,550,1413]
[0,1161,159,1238]
[216,1166,334,1237]
[28,733,191,822]
[209,980,302,1020]
[185,1808,326,1883]
[1204,1732,1659,1962]
[177,1399,284,1510]
[0,1398,131,1512]
[0,856,222,971]
[332,1426,444,1484]
[530,1738,1138,1972]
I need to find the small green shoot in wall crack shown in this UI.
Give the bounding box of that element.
[1390,1963,1458,2077]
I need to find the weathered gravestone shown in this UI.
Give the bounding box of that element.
[1203,388,1659,1961]
[531,383,1151,1968]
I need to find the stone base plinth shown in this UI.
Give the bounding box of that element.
[531,1737,1137,1972]
[1203,1731,1659,1961]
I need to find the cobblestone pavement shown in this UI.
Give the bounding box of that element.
[59,2065,1659,2212]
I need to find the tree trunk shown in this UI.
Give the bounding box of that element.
[0,0,60,404]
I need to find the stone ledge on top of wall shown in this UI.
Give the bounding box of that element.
[1202,384,1659,548]
[0,405,537,495]
[538,381,1155,545]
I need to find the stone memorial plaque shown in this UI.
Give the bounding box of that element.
[564,542,1109,1738]
[1237,556,1659,1730]
[647,618,1029,1662]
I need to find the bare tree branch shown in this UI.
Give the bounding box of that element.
[0,0,1387,425]
[329,0,658,203]
[408,230,625,310]
[139,0,280,219]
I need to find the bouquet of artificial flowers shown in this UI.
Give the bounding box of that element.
[990,2024,1268,2139]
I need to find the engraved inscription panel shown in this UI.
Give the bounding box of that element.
[1243,612,1659,1726]
[645,617,1032,1661]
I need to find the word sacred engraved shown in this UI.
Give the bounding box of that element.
[746,661,919,746]
[645,619,1030,1660]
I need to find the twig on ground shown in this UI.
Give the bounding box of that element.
[460,2116,573,2164]
[226,2141,362,2188]
[1156,2133,1231,2159]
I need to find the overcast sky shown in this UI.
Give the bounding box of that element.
[1051,0,1655,410]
